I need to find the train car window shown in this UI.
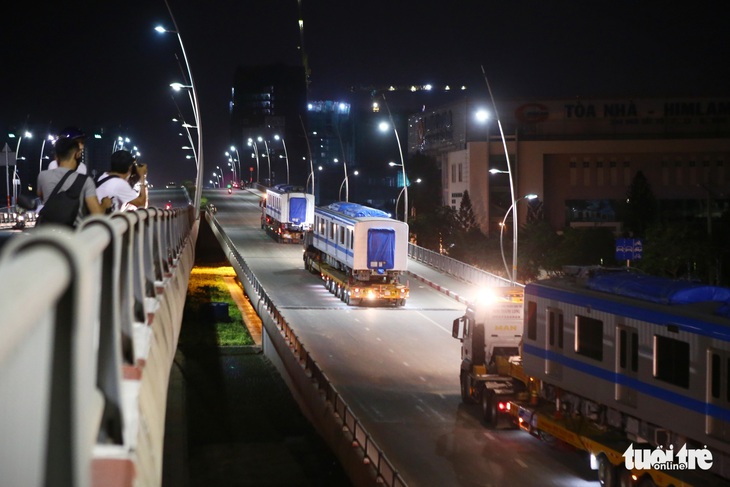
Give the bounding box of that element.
[340,226,345,245]
[653,335,689,389]
[618,328,639,372]
[711,353,721,399]
[329,222,335,239]
[547,308,563,349]
[575,315,603,361]
[526,301,537,340]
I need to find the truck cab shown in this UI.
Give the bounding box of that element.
[452,287,526,426]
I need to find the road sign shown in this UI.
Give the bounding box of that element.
[615,238,643,261]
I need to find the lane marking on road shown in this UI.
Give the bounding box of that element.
[515,459,528,468]
[416,311,452,334]
[483,432,496,441]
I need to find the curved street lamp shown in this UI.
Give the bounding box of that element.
[379,95,407,223]
[156,7,204,212]
[38,134,54,174]
[499,193,538,285]
[229,146,241,184]
[247,138,260,183]
[273,135,289,185]
[258,136,271,184]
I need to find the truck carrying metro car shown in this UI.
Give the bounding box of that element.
[452,267,730,487]
[303,202,409,306]
[261,184,314,243]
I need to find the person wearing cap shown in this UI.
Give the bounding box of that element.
[47,126,88,174]
[95,149,148,212]
[37,136,111,226]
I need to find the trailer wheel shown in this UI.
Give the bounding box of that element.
[460,373,474,404]
[480,390,498,427]
[617,469,633,487]
[597,454,617,487]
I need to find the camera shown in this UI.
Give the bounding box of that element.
[128,162,146,186]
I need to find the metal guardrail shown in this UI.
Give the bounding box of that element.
[207,214,407,487]
[0,206,197,487]
[408,242,523,289]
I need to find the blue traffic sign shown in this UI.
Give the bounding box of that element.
[615,238,643,261]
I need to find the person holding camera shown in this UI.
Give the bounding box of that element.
[95,150,148,212]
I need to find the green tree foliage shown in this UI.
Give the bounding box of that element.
[449,190,487,263]
[518,220,563,281]
[555,227,617,267]
[410,205,458,253]
[634,221,708,279]
[621,170,658,237]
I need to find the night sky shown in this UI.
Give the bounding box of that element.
[2,1,728,186]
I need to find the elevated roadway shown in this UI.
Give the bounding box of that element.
[207,188,598,487]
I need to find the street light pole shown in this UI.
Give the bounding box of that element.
[380,94,408,223]
[157,3,204,213]
[258,137,271,184]
[499,194,538,285]
[299,115,314,198]
[230,146,241,184]
[482,66,518,283]
[247,138,260,184]
[274,135,289,185]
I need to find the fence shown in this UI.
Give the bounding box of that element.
[0,206,197,487]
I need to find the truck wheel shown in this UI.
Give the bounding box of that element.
[460,373,473,404]
[597,454,617,487]
[480,390,495,426]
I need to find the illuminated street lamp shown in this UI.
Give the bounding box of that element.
[156,7,204,211]
[8,131,31,211]
[228,145,241,184]
[273,135,289,185]
[38,134,54,174]
[379,95,407,222]
[338,170,358,201]
[258,136,271,184]
[247,138,260,183]
[172,117,198,166]
[499,193,538,285]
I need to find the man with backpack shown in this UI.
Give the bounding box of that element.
[95,150,149,212]
[36,136,111,227]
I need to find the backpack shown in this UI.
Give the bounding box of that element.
[37,171,88,227]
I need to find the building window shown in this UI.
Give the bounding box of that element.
[653,335,689,388]
[575,314,603,361]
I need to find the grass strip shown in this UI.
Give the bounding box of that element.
[179,265,255,347]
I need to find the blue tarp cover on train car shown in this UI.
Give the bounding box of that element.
[586,272,730,305]
[327,202,390,219]
[367,228,395,269]
[289,197,306,224]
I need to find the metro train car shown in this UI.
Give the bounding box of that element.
[522,268,730,478]
[261,184,314,243]
[303,202,409,305]
[311,202,408,277]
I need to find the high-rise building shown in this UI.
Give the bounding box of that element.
[229,64,308,186]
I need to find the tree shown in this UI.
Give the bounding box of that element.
[518,220,562,281]
[621,170,658,237]
[635,221,708,279]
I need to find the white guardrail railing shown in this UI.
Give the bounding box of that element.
[0,206,198,487]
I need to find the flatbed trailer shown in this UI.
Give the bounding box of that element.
[304,248,408,306]
[508,389,729,487]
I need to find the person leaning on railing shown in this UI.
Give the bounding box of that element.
[36,136,111,227]
[95,150,149,212]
